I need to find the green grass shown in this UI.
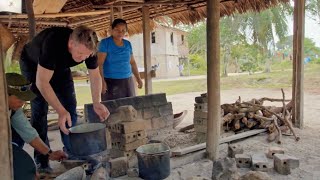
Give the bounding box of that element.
[75,64,320,106]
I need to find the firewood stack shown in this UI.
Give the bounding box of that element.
[194,89,300,144]
[108,105,148,158]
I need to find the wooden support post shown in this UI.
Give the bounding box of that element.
[142,6,152,94]
[110,6,114,26]
[25,0,36,39]
[206,0,220,160]
[292,0,305,128]
[0,34,14,180]
[119,7,123,18]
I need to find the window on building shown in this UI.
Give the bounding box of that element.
[181,35,184,44]
[151,32,156,43]
[170,32,174,44]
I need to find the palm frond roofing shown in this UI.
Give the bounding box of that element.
[0,0,289,37]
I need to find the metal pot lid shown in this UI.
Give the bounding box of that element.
[69,123,106,134]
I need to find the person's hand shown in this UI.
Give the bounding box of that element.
[93,103,110,121]
[48,150,68,161]
[102,80,107,95]
[58,110,72,135]
[137,78,143,89]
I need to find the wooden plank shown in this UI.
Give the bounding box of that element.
[171,129,267,156]
[0,9,110,19]
[206,0,220,160]
[32,0,48,14]
[142,6,152,94]
[110,6,114,26]
[0,32,14,179]
[68,7,140,26]
[293,0,305,128]
[0,19,68,26]
[45,0,68,13]
[25,0,36,39]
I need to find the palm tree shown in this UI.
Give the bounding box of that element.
[239,6,289,73]
[306,0,320,23]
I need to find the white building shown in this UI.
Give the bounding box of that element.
[129,25,189,78]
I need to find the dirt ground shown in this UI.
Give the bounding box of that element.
[23,88,320,179]
[166,88,320,180]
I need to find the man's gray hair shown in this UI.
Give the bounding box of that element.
[71,26,98,53]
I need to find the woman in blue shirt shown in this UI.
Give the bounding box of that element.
[98,18,143,100]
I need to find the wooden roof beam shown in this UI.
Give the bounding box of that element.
[0,19,68,26]
[93,0,205,8]
[0,9,110,19]
[68,6,140,26]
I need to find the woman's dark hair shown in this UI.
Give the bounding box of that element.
[112,18,127,29]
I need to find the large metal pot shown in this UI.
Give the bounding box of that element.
[69,123,106,157]
[136,143,171,180]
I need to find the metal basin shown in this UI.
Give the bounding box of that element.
[69,123,107,157]
[136,143,171,180]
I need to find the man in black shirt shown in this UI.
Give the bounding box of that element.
[20,26,110,172]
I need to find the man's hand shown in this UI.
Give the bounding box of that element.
[48,150,68,161]
[102,80,107,95]
[137,78,143,89]
[58,110,72,135]
[93,103,110,121]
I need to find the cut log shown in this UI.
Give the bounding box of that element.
[222,113,235,124]
[233,119,240,130]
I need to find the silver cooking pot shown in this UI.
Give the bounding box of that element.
[68,123,107,157]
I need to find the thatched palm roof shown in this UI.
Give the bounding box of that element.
[0,0,288,38]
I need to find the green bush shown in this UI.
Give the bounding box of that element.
[187,54,207,75]
[271,60,292,71]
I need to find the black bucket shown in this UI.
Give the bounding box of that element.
[136,143,170,180]
[69,123,106,157]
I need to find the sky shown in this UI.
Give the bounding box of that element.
[287,14,320,47]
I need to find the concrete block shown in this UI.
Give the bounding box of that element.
[151,117,167,129]
[110,148,135,159]
[131,96,144,109]
[194,118,207,125]
[143,119,152,130]
[194,111,208,119]
[159,103,173,116]
[108,120,147,134]
[117,105,138,122]
[151,93,167,106]
[196,132,206,143]
[127,168,139,177]
[109,157,128,178]
[228,144,244,158]
[212,157,240,180]
[143,107,160,119]
[235,154,251,168]
[195,96,208,103]
[274,154,299,175]
[194,103,207,112]
[151,115,173,129]
[112,138,148,151]
[142,94,154,108]
[251,153,271,172]
[110,130,147,144]
[266,146,285,159]
[194,124,207,133]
